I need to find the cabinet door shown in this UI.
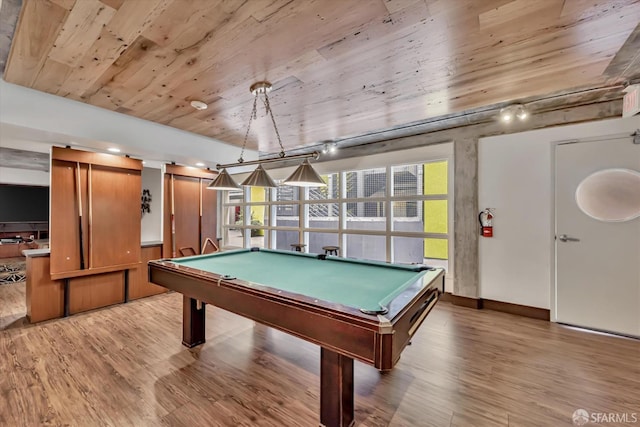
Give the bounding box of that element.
[50,160,88,275]
[174,175,201,256]
[90,165,141,268]
[201,178,218,248]
[163,169,219,258]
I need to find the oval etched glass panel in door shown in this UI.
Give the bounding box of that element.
[575,168,640,222]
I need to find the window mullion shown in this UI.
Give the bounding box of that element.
[386,165,393,262]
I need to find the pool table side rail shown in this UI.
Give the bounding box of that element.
[148,259,444,370]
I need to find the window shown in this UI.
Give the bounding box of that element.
[309,172,339,230]
[221,160,450,269]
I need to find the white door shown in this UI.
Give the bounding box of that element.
[555,136,640,337]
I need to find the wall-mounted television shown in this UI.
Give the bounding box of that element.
[0,184,49,222]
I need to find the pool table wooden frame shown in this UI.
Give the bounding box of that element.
[148,249,444,427]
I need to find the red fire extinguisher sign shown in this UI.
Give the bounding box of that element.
[479,209,494,237]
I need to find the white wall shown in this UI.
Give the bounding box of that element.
[479,116,640,309]
[141,167,163,243]
[0,79,258,167]
[0,167,49,186]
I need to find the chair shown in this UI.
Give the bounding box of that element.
[290,243,306,252]
[322,245,340,256]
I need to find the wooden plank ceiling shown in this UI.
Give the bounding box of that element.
[4,0,640,154]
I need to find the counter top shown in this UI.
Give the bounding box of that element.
[24,241,162,257]
[22,248,51,257]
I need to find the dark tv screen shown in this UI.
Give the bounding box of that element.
[0,185,49,222]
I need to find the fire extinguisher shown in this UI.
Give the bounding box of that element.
[479,208,494,237]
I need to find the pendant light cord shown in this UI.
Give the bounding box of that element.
[262,91,286,158]
[238,93,259,164]
[238,86,287,163]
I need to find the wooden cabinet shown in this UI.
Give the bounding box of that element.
[163,165,218,258]
[49,148,142,279]
[0,241,39,258]
[26,155,214,323]
[26,255,64,323]
[128,244,165,300]
[68,271,125,314]
[26,253,127,322]
[50,159,83,274]
[25,243,165,323]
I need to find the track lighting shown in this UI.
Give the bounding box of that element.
[499,104,528,123]
[322,142,338,154]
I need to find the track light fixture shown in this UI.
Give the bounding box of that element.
[208,82,325,191]
[321,142,338,154]
[499,104,528,123]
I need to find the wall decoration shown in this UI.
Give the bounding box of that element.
[141,189,152,217]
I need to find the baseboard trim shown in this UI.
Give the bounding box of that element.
[482,298,550,321]
[439,293,482,309]
[440,292,550,321]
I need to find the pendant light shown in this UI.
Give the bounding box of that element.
[207,168,241,191]
[208,82,325,190]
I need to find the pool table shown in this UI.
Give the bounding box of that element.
[148,248,444,427]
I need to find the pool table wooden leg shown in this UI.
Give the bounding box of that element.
[320,348,354,427]
[182,296,206,348]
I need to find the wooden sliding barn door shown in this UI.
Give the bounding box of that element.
[50,147,142,279]
[89,165,141,268]
[174,175,201,257]
[50,160,87,274]
[163,165,218,258]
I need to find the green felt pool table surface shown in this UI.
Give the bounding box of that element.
[172,248,438,312]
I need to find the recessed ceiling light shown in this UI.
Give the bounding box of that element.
[190,100,208,111]
[108,147,121,153]
[196,162,205,167]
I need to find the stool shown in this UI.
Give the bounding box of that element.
[322,245,340,256]
[290,243,306,252]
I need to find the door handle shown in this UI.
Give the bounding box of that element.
[558,234,580,242]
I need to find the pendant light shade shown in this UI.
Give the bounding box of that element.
[207,168,241,191]
[283,159,327,187]
[241,164,278,188]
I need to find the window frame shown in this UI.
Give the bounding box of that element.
[220,157,452,267]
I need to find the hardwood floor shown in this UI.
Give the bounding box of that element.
[1,281,638,426]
